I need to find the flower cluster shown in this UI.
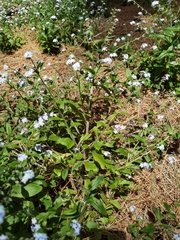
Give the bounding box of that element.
[140,162,152,170]
[0,205,5,224]
[70,219,81,236]
[21,170,34,184]
[31,218,41,233]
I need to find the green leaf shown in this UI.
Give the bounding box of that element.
[92,151,106,169]
[163,202,171,213]
[79,133,91,145]
[152,207,163,221]
[109,200,121,209]
[88,197,108,217]
[94,141,103,151]
[54,168,61,177]
[128,224,140,238]
[11,184,24,198]
[167,213,176,221]
[126,68,132,79]
[62,206,79,217]
[62,168,68,180]
[90,176,104,191]
[141,223,155,234]
[72,161,83,171]
[6,123,12,135]
[84,162,99,173]
[40,194,52,210]
[24,183,43,197]
[132,134,146,143]
[86,221,98,230]
[49,135,74,149]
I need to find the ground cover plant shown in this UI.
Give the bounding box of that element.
[0,0,180,239]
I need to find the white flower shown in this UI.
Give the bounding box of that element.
[3,65,8,71]
[52,38,58,43]
[36,117,44,128]
[136,99,142,103]
[21,170,34,184]
[17,153,28,162]
[148,134,154,141]
[66,58,75,66]
[18,78,26,87]
[138,11,143,15]
[129,205,136,212]
[168,154,177,164]
[0,77,6,84]
[72,62,81,71]
[101,57,112,64]
[140,162,152,170]
[44,150,52,157]
[24,69,34,78]
[102,46,107,52]
[20,127,28,135]
[131,74,137,79]
[114,18,119,22]
[144,72,151,78]
[113,124,126,133]
[34,144,43,152]
[130,20,136,25]
[157,144,165,151]
[109,52,118,58]
[103,151,111,157]
[0,140,5,147]
[141,43,148,49]
[122,54,129,62]
[21,117,28,123]
[154,91,159,95]
[31,218,41,233]
[73,147,79,153]
[142,123,148,128]
[42,113,49,121]
[151,1,159,7]
[50,15,57,20]
[24,51,33,59]
[126,174,132,179]
[177,99,180,104]
[49,112,57,117]
[152,45,158,50]
[157,114,164,121]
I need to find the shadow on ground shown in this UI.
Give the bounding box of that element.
[82,229,127,240]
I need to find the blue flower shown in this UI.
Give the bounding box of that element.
[21,170,34,184]
[0,205,5,224]
[71,219,81,236]
[0,235,9,240]
[173,233,180,240]
[34,233,48,240]
[31,218,41,233]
